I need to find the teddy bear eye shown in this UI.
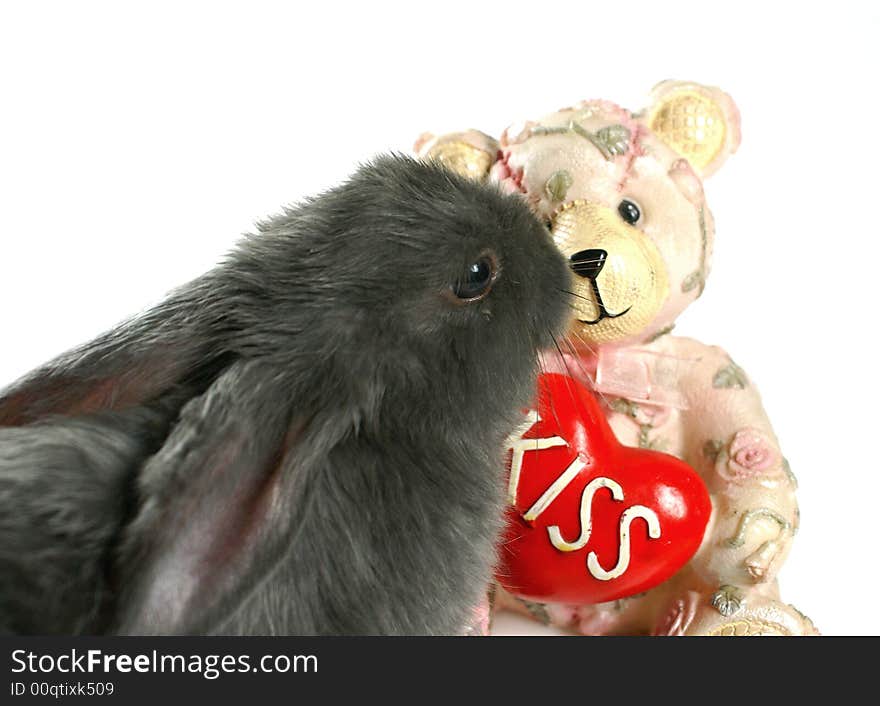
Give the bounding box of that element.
[617,199,641,225]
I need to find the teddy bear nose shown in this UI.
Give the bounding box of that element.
[569,249,608,280]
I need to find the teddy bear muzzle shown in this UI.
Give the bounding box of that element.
[551,199,669,344]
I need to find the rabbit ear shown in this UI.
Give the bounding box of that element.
[112,359,309,635]
[0,311,224,427]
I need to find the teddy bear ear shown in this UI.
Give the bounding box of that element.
[413,129,500,180]
[635,80,741,178]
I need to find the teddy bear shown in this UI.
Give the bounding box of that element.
[416,80,818,636]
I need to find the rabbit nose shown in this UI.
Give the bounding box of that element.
[569,249,608,280]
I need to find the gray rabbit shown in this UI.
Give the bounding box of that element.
[0,155,571,635]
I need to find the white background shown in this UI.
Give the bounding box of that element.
[1,1,878,635]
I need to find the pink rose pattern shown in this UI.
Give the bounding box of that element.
[717,428,782,484]
[653,591,701,636]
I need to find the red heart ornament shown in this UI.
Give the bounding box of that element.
[496,373,711,604]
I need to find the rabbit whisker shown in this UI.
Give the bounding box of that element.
[557,288,596,304]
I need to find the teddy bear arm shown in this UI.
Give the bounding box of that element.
[676,346,799,591]
[413,129,500,180]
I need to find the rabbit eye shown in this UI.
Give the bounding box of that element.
[618,199,641,225]
[451,252,498,302]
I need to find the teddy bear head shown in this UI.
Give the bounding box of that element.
[490,81,741,347]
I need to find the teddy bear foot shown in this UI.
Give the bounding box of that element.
[657,588,820,636]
